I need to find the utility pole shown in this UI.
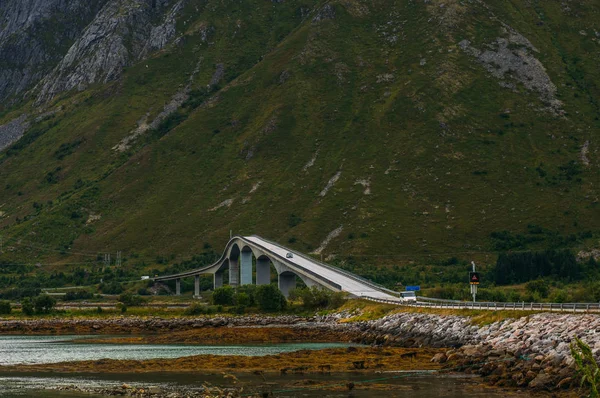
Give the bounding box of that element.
[116,251,121,267]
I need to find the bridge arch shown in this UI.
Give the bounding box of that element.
[152,235,397,301]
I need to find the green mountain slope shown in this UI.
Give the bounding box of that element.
[0,0,598,273]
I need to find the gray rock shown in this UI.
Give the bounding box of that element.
[0,114,29,151]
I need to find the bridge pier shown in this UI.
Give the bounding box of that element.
[256,257,270,285]
[194,275,200,297]
[229,259,239,287]
[175,278,181,296]
[214,271,223,289]
[240,250,252,285]
[278,272,296,298]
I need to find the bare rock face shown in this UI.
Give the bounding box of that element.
[36,0,185,103]
[459,27,563,114]
[0,0,108,102]
[0,114,29,151]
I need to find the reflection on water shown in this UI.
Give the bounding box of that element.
[0,372,515,397]
[0,335,352,365]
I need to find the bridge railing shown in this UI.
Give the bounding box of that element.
[365,296,600,313]
[253,235,400,297]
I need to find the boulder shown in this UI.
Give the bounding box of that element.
[431,353,447,363]
[528,372,554,390]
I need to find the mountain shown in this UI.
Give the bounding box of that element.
[0,0,598,271]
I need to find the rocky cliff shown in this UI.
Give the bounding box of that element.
[0,0,183,103]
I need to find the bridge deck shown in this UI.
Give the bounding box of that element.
[154,235,398,300]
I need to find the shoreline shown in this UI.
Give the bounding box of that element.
[0,310,594,395]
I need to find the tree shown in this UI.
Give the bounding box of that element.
[212,286,234,305]
[21,298,34,316]
[0,301,11,315]
[100,281,123,294]
[118,292,147,306]
[290,286,346,310]
[255,284,287,312]
[34,294,56,314]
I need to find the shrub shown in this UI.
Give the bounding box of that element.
[234,292,251,307]
[571,337,600,396]
[118,293,147,307]
[100,281,123,294]
[0,301,11,315]
[33,294,56,314]
[291,286,346,310]
[526,279,550,298]
[184,303,211,315]
[212,286,234,305]
[255,284,287,312]
[96,306,103,314]
[63,290,93,301]
[231,305,246,314]
[21,298,34,316]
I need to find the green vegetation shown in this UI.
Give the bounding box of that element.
[0,0,597,293]
[255,284,287,312]
[571,337,600,397]
[289,286,346,310]
[118,292,147,307]
[0,301,11,315]
[211,286,235,306]
[33,294,56,314]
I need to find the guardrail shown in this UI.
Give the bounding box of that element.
[366,297,600,313]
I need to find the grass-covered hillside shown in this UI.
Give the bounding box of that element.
[0,0,598,281]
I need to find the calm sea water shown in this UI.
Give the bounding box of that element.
[0,335,352,365]
[0,336,517,397]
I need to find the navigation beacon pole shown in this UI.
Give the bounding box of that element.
[470,261,477,303]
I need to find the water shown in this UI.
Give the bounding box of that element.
[0,335,351,365]
[0,372,518,397]
[0,336,517,397]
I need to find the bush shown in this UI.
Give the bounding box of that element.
[63,290,93,301]
[184,303,216,315]
[33,294,56,314]
[234,292,251,307]
[96,306,103,314]
[118,293,147,307]
[526,279,550,298]
[0,301,11,315]
[21,298,34,316]
[100,281,123,294]
[137,287,150,296]
[212,286,234,305]
[231,305,246,314]
[290,286,346,310]
[255,284,287,312]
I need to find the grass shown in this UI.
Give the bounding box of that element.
[0,0,597,284]
[335,299,542,326]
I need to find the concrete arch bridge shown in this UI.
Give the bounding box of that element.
[153,235,399,300]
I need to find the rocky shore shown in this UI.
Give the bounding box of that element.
[1,310,594,393]
[352,312,593,391]
[0,315,326,335]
